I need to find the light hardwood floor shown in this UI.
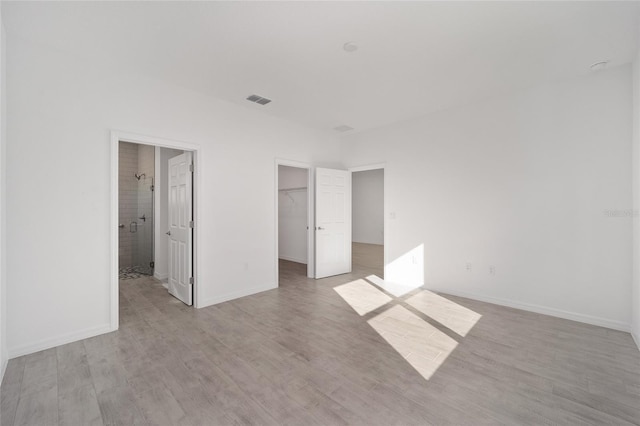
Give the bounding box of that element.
[1,243,639,425]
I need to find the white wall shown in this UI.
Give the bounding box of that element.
[5,36,342,357]
[632,51,640,348]
[343,65,633,331]
[0,14,7,381]
[353,169,384,245]
[278,165,308,264]
[154,147,183,281]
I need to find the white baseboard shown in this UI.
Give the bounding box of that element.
[1,353,7,385]
[430,287,631,333]
[632,329,640,351]
[153,272,168,288]
[154,271,168,281]
[278,255,307,264]
[198,283,276,309]
[352,240,384,246]
[8,323,113,359]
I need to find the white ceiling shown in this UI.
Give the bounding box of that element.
[3,1,639,133]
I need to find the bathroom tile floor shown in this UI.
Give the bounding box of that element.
[119,266,153,280]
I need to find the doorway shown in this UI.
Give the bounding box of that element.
[111,131,201,330]
[276,160,313,285]
[351,167,384,278]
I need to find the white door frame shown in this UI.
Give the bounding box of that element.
[110,130,202,331]
[275,159,314,283]
[348,163,386,278]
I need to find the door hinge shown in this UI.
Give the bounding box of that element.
[189,277,194,285]
[150,184,154,192]
[189,220,194,228]
[189,163,194,173]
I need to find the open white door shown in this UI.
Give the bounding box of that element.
[168,152,193,305]
[315,167,352,278]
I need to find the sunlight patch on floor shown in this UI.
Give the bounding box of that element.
[365,275,421,297]
[405,290,482,337]
[334,279,393,316]
[368,304,458,380]
[334,278,481,380]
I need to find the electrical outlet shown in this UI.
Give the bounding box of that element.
[489,265,496,275]
[389,212,396,220]
[466,262,472,271]
[244,262,249,271]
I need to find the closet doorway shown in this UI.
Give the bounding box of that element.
[351,165,385,278]
[275,160,313,285]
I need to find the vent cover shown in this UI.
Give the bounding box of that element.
[246,94,272,105]
[333,125,354,132]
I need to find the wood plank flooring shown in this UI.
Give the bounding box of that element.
[2,243,639,425]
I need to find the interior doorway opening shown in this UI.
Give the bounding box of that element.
[352,167,384,278]
[111,131,201,330]
[277,164,310,284]
[275,160,314,286]
[118,142,194,305]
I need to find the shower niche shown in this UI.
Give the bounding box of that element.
[119,142,155,278]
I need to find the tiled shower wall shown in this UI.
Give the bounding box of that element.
[119,142,155,268]
[119,142,137,268]
[135,144,155,272]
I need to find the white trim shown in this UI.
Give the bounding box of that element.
[110,135,118,331]
[1,356,7,384]
[431,287,632,332]
[349,163,386,278]
[275,159,314,284]
[348,163,386,173]
[154,272,168,281]
[111,130,203,333]
[8,324,112,359]
[200,283,276,307]
[632,330,640,351]
[153,146,162,281]
[278,255,308,264]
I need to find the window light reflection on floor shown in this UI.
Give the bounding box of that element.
[333,276,481,381]
[333,279,392,316]
[406,290,482,337]
[369,304,458,380]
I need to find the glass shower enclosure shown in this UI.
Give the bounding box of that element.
[130,176,154,275]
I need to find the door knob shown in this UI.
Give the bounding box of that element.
[166,231,171,236]
[317,226,325,230]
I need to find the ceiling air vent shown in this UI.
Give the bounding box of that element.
[246,94,272,105]
[333,125,354,132]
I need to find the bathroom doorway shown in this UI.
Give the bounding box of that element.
[111,131,201,330]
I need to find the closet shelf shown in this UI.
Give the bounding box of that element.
[278,187,307,192]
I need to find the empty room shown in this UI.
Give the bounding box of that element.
[1,1,640,425]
